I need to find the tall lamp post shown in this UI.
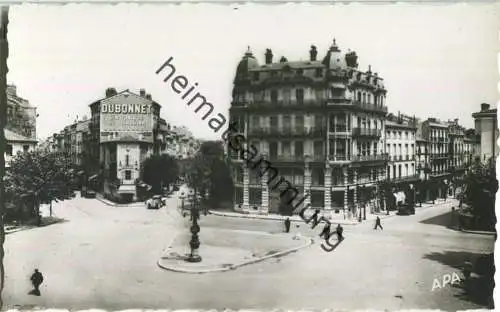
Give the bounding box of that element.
[185,190,202,263]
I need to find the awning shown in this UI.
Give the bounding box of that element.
[331,83,346,89]
[77,170,85,175]
[88,174,98,181]
[117,184,136,193]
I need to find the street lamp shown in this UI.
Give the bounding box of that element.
[185,191,202,263]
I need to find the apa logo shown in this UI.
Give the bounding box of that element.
[431,272,462,291]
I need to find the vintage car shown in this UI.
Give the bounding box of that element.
[146,195,163,209]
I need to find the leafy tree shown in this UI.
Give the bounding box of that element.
[4,150,75,223]
[141,154,179,194]
[186,141,234,208]
[462,158,497,230]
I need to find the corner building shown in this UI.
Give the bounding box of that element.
[89,88,162,201]
[229,40,388,217]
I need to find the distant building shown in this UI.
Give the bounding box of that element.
[446,118,466,182]
[464,128,481,167]
[472,103,498,161]
[6,85,37,140]
[420,118,452,200]
[5,129,37,168]
[385,113,418,187]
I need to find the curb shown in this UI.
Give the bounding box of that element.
[459,229,497,236]
[95,196,145,208]
[208,211,359,226]
[157,237,314,274]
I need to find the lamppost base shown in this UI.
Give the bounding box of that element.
[185,255,202,263]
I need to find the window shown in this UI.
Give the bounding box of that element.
[125,170,132,180]
[125,154,130,166]
[23,145,29,152]
[253,72,260,80]
[296,89,304,105]
[271,90,278,104]
[6,144,12,156]
[295,115,304,131]
[295,141,304,157]
[270,116,278,129]
[315,68,323,77]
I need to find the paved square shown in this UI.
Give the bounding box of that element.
[3,192,494,310]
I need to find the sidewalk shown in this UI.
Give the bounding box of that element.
[208,210,360,225]
[157,228,313,274]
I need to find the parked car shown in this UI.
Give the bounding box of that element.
[146,195,163,209]
[85,190,96,198]
[397,204,415,215]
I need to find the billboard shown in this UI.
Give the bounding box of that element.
[99,93,154,143]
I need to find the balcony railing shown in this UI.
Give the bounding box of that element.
[233,99,325,108]
[352,154,388,162]
[352,100,388,113]
[329,126,349,133]
[268,154,304,162]
[389,174,420,183]
[352,127,382,137]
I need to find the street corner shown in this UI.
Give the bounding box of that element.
[157,228,313,274]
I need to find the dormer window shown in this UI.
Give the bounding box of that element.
[296,68,304,75]
[271,71,277,77]
[253,72,260,80]
[315,68,323,77]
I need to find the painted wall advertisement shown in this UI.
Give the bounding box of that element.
[99,99,154,143]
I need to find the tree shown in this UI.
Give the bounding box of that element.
[186,141,234,208]
[141,154,179,194]
[4,150,75,223]
[462,158,497,230]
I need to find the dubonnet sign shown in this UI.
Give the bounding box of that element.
[100,101,154,142]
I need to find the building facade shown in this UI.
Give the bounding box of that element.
[6,84,37,140]
[472,103,498,162]
[464,128,481,167]
[229,40,388,217]
[5,129,38,168]
[447,119,466,184]
[385,113,418,186]
[420,118,451,199]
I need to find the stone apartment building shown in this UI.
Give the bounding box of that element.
[447,118,466,183]
[385,113,418,187]
[472,103,498,162]
[229,40,388,217]
[5,85,38,168]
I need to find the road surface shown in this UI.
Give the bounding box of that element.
[3,192,494,310]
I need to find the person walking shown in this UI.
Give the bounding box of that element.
[319,221,331,240]
[336,224,344,241]
[374,216,383,230]
[284,217,291,233]
[29,269,44,296]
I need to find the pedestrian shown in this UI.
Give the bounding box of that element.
[319,221,331,240]
[336,224,344,241]
[374,216,383,230]
[284,217,291,233]
[29,269,44,296]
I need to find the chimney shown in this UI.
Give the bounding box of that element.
[309,45,318,61]
[454,118,458,123]
[481,103,490,111]
[146,94,152,100]
[105,87,117,97]
[345,51,358,68]
[265,49,273,64]
[140,89,146,97]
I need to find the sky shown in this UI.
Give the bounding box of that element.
[7,2,500,141]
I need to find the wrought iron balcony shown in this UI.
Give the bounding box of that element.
[352,154,388,162]
[352,127,382,138]
[352,100,388,113]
